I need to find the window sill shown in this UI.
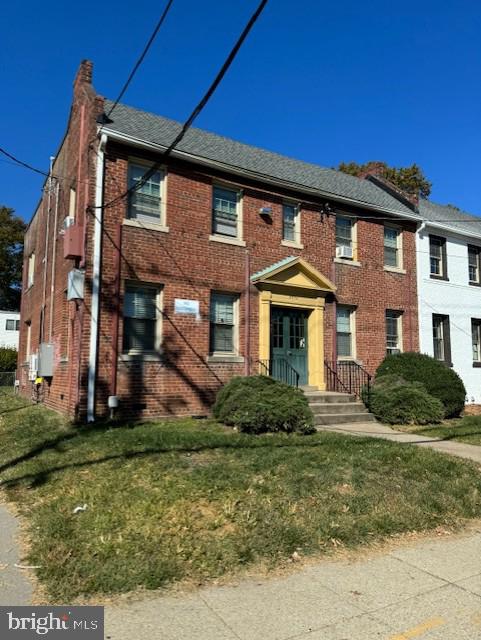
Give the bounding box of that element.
[209,235,246,247]
[473,362,481,368]
[119,352,163,362]
[207,355,245,363]
[123,219,169,233]
[469,281,481,288]
[430,274,449,282]
[384,266,406,275]
[334,258,361,268]
[281,239,304,249]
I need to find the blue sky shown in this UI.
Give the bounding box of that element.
[1,0,480,221]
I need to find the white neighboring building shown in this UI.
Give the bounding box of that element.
[417,200,481,404]
[0,310,20,350]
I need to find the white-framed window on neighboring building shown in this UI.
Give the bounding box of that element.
[127,162,164,224]
[282,202,301,245]
[27,253,35,288]
[432,314,451,365]
[468,245,481,285]
[5,319,19,331]
[335,216,356,260]
[336,306,355,359]
[384,225,402,269]
[472,319,481,363]
[212,185,242,239]
[385,310,403,355]
[209,292,239,355]
[429,235,447,279]
[122,283,162,353]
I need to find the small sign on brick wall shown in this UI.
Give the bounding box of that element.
[174,299,200,319]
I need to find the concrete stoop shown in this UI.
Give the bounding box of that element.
[300,386,377,427]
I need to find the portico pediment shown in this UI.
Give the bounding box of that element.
[251,256,336,293]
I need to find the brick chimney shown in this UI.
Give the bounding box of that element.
[73,60,93,94]
[357,162,419,210]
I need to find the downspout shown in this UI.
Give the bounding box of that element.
[87,133,107,422]
[244,250,251,376]
[109,222,122,411]
[48,179,60,342]
[40,157,55,343]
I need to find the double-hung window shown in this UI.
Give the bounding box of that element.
[468,246,481,284]
[336,306,354,358]
[212,186,240,238]
[128,163,164,224]
[429,236,447,278]
[210,293,238,355]
[432,314,451,364]
[282,202,300,244]
[385,310,402,355]
[384,225,401,268]
[27,253,35,288]
[123,283,161,353]
[5,319,19,331]
[472,319,481,363]
[335,216,354,259]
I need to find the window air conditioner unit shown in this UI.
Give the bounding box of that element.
[336,245,353,259]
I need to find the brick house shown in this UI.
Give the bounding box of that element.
[17,61,420,421]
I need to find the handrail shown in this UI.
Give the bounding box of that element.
[257,358,300,388]
[324,360,372,409]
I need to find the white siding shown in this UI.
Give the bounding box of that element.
[417,227,481,403]
[0,310,20,350]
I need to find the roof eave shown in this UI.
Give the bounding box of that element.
[102,128,421,222]
[422,219,481,242]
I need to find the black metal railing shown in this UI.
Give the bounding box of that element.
[257,358,300,388]
[324,360,372,408]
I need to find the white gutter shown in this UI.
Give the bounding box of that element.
[87,132,107,422]
[102,128,421,223]
[419,219,481,242]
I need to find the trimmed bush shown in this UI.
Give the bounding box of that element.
[368,378,444,425]
[0,347,18,372]
[213,375,315,434]
[376,352,466,418]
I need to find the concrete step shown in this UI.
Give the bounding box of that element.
[303,391,357,403]
[309,402,368,415]
[314,412,377,425]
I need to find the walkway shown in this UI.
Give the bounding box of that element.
[0,501,33,605]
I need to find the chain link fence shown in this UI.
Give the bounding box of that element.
[0,371,16,393]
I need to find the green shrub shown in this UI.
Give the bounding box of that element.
[376,352,466,418]
[213,375,315,434]
[369,378,444,425]
[0,347,18,372]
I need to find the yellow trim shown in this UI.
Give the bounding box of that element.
[255,258,335,390]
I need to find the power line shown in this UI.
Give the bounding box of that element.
[95,0,270,211]
[105,0,176,119]
[0,146,51,178]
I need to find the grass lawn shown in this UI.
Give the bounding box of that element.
[2,391,481,602]
[395,416,481,445]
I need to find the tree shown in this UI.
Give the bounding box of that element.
[338,161,432,198]
[0,206,26,310]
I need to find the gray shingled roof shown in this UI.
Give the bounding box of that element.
[103,100,418,218]
[419,199,481,236]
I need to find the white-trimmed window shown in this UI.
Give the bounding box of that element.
[5,319,19,331]
[468,246,481,284]
[384,225,402,268]
[429,235,447,278]
[282,202,300,244]
[127,163,164,224]
[123,283,162,353]
[210,292,239,355]
[212,185,241,239]
[472,319,481,363]
[386,310,402,355]
[25,321,31,359]
[336,306,355,358]
[335,216,355,259]
[69,188,77,220]
[27,253,35,287]
[432,314,451,364]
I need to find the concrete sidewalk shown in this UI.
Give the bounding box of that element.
[105,529,481,639]
[316,421,481,464]
[0,502,33,605]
